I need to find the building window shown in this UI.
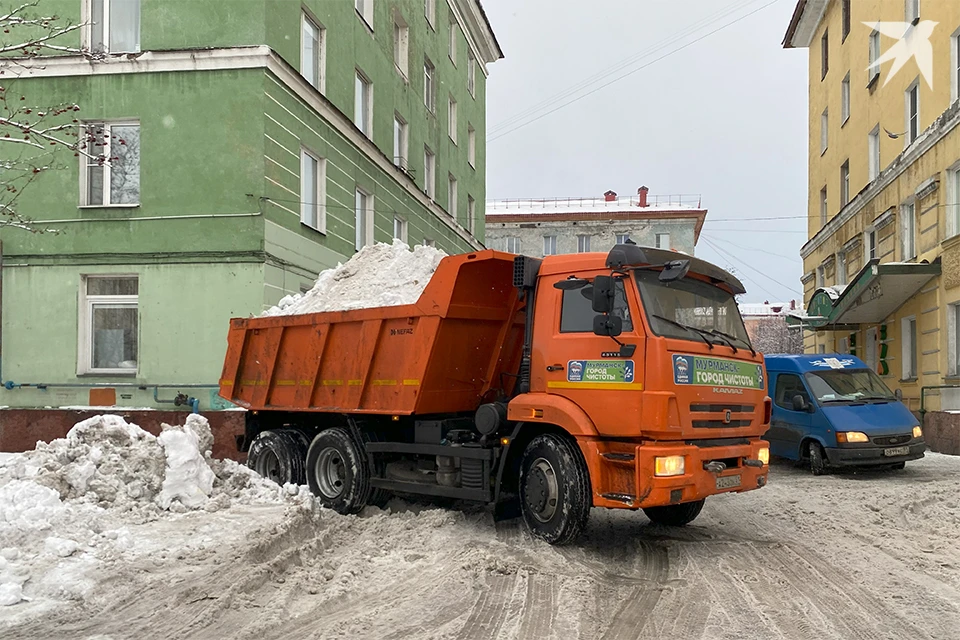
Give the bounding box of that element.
[901,199,916,260]
[840,160,850,207]
[865,228,877,264]
[905,0,919,24]
[505,237,521,254]
[423,238,436,247]
[300,149,326,233]
[841,73,851,124]
[543,235,557,256]
[816,265,825,288]
[821,29,829,80]
[468,51,477,97]
[906,80,920,145]
[355,70,372,137]
[447,174,457,216]
[355,188,374,250]
[616,234,630,245]
[424,57,436,113]
[837,252,847,286]
[301,13,324,92]
[393,12,409,78]
[841,0,851,41]
[467,125,476,167]
[79,276,139,374]
[902,316,917,379]
[86,0,140,53]
[950,303,960,377]
[448,19,458,65]
[953,29,960,103]
[868,30,881,84]
[425,0,435,28]
[577,235,591,253]
[355,0,373,28]
[820,108,829,154]
[868,126,881,181]
[948,163,960,239]
[656,233,670,250]
[393,114,409,170]
[81,121,140,206]
[393,216,408,242]
[448,96,458,143]
[424,147,436,199]
[820,186,828,225]
[467,195,476,234]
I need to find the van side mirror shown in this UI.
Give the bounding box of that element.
[593,314,623,337]
[659,260,691,283]
[592,276,615,313]
[792,395,808,412]
[895,388,903,402]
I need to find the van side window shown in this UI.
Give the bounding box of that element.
[774,373,811,411]
[560,279,633,333]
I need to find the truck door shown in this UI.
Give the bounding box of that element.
[531,273,645,435]
[769,372,815,460]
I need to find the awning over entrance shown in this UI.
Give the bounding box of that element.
[786,258,941,330]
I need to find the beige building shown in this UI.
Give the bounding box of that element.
[783,0,960,412]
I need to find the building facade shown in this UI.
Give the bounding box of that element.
[0,0,501,427]
[485,189,705,258]
[783,0,960,412]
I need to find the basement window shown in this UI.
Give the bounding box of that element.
[79,276,139,375]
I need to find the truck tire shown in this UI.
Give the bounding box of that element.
[306,428,372,515]
[808,441,827,476]
[643,499,705,527]
[247,429,309,486]
[519,433,591,545]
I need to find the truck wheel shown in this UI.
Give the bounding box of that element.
[643,499,705,526]
[306,428,372,515]
[247,429,309,486]
[809,442,827,476]
[519,433,591,545]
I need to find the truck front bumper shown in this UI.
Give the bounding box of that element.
[824,442,926,467]
[582,438,770,510]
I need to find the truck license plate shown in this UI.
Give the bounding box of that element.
[716,474,741,489]
[884,446,910,457]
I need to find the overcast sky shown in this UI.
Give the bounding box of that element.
[482,0,809,305]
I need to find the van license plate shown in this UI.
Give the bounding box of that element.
[716,475,741,489]
[884,446,910,457]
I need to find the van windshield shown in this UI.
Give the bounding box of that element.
[633,270,751,347]
[804,369,897,404]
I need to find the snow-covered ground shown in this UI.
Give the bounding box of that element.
[2,416,959,639]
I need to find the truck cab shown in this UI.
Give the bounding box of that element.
[764,354,925,474]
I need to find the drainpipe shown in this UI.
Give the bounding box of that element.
[919,385,960,417]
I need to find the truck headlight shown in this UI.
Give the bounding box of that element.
[654,455,685,477]
[913,426,923,439]
[836,431,869,443]
[758,448,769,465]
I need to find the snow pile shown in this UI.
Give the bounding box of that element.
[0,414,310,608]
[263,239,446,316]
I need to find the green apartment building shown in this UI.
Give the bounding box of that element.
[0,0,501,439]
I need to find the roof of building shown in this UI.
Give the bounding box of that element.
[782,0,827,49]
[740,301,804,317]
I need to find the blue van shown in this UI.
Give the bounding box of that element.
[764,354,925,474]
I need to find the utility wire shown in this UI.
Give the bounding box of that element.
[705,234,802,261]
[702,236,802,296]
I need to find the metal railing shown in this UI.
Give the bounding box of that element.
[486,194,703,211]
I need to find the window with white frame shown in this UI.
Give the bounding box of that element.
[393,12,409,78]
[467,195,476,234]
[81,121,140,206]
[901,199,916,260]
[300,149,326,232]
[355,188,374,250]
[467,51,476,97]
[448,96,458,143]
[543,236,557,256]
[840,160,850,206]
[424,57,436,112]
[301,12,324,92]
[393,216,408,242]
[837,251,847,285]
[838,336,849,354]
[821,30,829,80]
[449,19,458,65]
[424,146,436,199]
[423,238,436,247]
[906,80,920,145]
[905,0,919,24]
[868,125,881,181]
[656,233,670,250]
[841,73,851,124]
[577,235,591,253]
[467,125,476,167]
[355,70,372,137]
[425,0,435,28]
[820,186,828,225]
[505,237,521,253]
[868,30,881,83]
[816,265,825,288]
[355,0,373,28]
[821,108,829,154]
[79,275,139,374]
[841,0,851,41]
[616,233,630,244]
[447,174,457,216]
[86,0,140,53]
[948,163,960,238]
[953,29,960,103]
[393,114,409,170]
[902,316,918,379]
[865,228,877,264]
[950,303,960,377]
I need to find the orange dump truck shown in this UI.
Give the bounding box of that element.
[219,244,771,544]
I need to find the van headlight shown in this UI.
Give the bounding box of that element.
[837,431,869,443]
[654,455,685,477]
[913,426,923,439]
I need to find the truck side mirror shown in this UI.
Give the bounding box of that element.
[895,388,903,402]
[592,276,615,313]
[593,314,623,337]
[792,394,807,412]
[659,260,691,283]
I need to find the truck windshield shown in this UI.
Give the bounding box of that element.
[804,369,897,404]
[633,270,751,347]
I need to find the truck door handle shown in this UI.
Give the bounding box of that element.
[546,364,564,372]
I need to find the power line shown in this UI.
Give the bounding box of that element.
[702,236,802,296]
[488,0,785,143]
[705,234,802,261]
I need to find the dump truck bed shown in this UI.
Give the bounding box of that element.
[219,250,524,415]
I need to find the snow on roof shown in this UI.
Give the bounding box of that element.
[486,195,703,216]
[740,301,804,317]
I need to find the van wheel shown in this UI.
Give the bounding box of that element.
[306,428,372,514]
[247,429,309,485]
[808,442,827,476]
[643,499,705,527]
[519,433,591,545]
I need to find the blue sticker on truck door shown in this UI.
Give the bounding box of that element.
[567,360,635,383]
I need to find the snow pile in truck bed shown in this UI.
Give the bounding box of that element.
[0,414,309,608]
[263,239,447,317]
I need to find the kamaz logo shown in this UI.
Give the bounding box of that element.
[390,328,414,336]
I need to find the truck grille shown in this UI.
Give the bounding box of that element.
[690,404,755,429]
[872,435,911,446]
[690,404,755,413]
[692,419,753,429]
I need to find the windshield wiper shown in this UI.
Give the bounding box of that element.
[651,315,715,350]
[708,329,756,357]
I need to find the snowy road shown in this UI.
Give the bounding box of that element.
[3,452,959,639]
